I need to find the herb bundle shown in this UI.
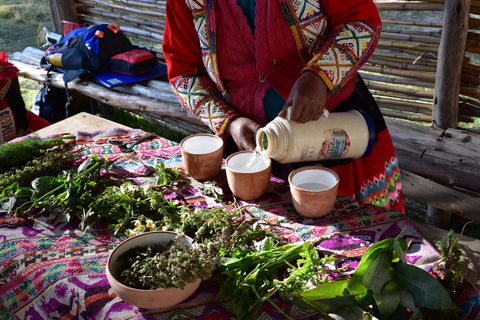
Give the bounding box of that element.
[0,149,465,320]
[0,135,71,170]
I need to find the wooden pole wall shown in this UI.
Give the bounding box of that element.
[433,0,471,129]
[48,0,80,34]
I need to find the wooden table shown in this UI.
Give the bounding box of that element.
[33,112,131,137]
[34,112,480,290]
[0,114,477,319]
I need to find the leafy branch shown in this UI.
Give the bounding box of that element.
[297,237,459,319]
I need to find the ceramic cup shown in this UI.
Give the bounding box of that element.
[225,150,272,201]
[288,166,339,218]
[180,133,224,180]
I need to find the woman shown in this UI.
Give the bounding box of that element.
[163,0,404,212]
[1,53,50,144]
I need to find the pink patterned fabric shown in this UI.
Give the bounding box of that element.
[0,129,478,319]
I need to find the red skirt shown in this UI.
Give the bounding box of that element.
[329,128,404,213]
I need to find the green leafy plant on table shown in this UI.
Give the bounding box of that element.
[0,135,78,191]
[296,237,459,320]
[0,142,465,319]
[431,228,465,295]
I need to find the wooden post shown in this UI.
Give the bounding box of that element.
[431,0,470,229]
[432,0,471,129]
[48,0,80,34]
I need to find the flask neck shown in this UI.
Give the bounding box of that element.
[256,118,289,159]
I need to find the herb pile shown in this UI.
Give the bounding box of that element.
[0,139,465,319]
[0,135,78,190]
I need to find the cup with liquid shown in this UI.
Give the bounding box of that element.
[180,133,224,180]
[225,150,272,200]
[288,166,339,218]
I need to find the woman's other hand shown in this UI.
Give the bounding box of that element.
[278,70,328,123]
[225,117,261,150]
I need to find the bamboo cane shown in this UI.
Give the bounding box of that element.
[360,72,435,88]
[367,57,437,72]
[376,3,444,11]
[361,65,436,82]
[381,109,432,122]
[380,18,443,28]
[364,80,435,98]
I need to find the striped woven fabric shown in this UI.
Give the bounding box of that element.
[0,129,477,319]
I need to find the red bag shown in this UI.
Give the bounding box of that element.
[109,49,156,75]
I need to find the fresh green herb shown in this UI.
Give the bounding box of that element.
[118,237,212,290]
[119,206,268,290]
[0,146,79,191]
[432,228,465,294]
[1,155,115,218]
[0,135,71,170]
[298,237,459,319]
[150,160,185,187]
[197,180,223,201]
[217,237,331,320]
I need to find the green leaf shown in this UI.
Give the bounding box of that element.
[393,261,457,310]
[392,238,407,263]
[299,279,367,314]
[326,306,369,320]
[362,249,393,294]
[77,157,98,175]
[399,290,421,319]
[31,176,57,195]
[355,238,394,280]
[375,280,401,318]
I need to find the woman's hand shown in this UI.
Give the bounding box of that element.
[278,70,328,123]
[225,117,261,150]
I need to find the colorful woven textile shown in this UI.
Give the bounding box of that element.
[0,128,478,319]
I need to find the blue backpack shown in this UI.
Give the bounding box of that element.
[41,23,133,82]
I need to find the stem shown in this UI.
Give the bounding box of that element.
[266,296,294,320]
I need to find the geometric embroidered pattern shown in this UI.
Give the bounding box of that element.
[174,75,229,134]
[181,0,380,133]
[281,0,327,55]
[307,22,379,92]
[0,129,452,319]
[357,155,403,210]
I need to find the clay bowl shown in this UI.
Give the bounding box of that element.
[106,231,201,309]
[288,166,339,218]
[225,150,271,201]
[180,133,224,180]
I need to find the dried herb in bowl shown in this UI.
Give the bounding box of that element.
[117,236,220,290]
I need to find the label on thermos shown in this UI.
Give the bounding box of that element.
[319,129,350,159]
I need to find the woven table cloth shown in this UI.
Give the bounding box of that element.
[1,128,478,320]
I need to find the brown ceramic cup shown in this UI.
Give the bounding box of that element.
[225,150,272,201]
[288,166,339,218]
[180,133,224,180]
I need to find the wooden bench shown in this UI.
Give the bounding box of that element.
[9,0,480,229]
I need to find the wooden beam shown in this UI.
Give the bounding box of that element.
[401,170,480,222]
[386,117,480,192]
[12,60,206,127]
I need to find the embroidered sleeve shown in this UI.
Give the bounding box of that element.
[163,0,238,135]
[305,21,381,93]
[172,73,237,135]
